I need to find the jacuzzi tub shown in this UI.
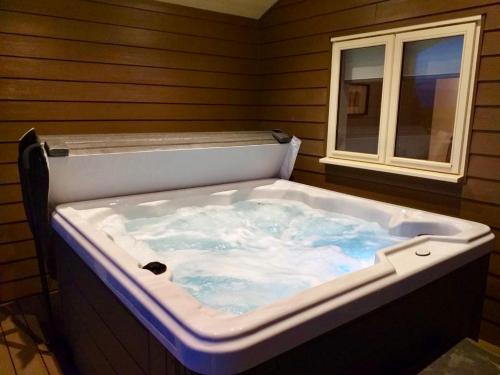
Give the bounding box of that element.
[52,178,493,374]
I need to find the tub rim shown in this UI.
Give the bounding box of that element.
[51,178,494,374]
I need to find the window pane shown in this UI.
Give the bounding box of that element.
[395,35,463,162]
[336,45,385,154]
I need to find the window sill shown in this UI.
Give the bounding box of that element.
[319,157,463,183]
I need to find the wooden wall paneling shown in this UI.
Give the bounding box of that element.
[0,144,18,163]
[476,83,500,106]
[0,222,32,244]
[490,253,500,277]
[327,166,464,197]
[0,102,260,121]
[478,56,500,81]
[0,0,259,43]
[259,88,328,105]
[470,132,500,156]
[260,34,331,58]
[0,0,260,303]
[484,6,500,29]
[490,230,500,252]
[486,275,500,299]
[299,139,325,156]
[0,202,25,224]
[473,107,500,131]
[462,178,500,204]
[0,57,262,90]
[327,5,500,40]
[260,52,331,74]
[0,34,259,75]
[262,2,500,57]
[0,10,257,59]
[261,70,330,90]
[261,0,381,27]
[0,240,36,263]
[482,31,500,56]
[373,0,499,23]
[261,5,378,42]
[260,105,327,122]
[0,79,258,105]
[460,201,500,230]
[467,155,500,180]
[0,184,22,204]
[1,0,499,349]
[295,155,325,174]
[0,276,56,302]
[258,121,326,139]
[0,258,39,283]
[0,163,19,184]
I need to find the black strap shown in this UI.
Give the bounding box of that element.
[18,128,55,343]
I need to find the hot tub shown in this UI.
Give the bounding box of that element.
[52,178,493,374]
[18,129,493,374]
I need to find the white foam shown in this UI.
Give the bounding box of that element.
[97,199,406,315]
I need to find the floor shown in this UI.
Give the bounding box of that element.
[0,293,75,375]
[422,338,500,374]
[1,293,499,375]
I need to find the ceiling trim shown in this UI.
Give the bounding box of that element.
[153,0,278,19]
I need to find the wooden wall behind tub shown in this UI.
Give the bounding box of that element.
[1,0,500,348]
[0,0,260,302]
[258,1,500,346]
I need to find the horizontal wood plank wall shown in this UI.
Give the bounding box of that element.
[259,0,500,346]
[2,0,500,350]
[0,0,260,302]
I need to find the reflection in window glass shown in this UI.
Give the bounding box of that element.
[336,45,385,154]
[395,36,463,162]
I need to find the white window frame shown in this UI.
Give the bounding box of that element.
[327,35,394,164]
[320,16,481,183]
[385,22,477,174]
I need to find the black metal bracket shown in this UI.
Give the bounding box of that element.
[272,129,292,144]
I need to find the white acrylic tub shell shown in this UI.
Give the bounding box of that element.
[52,179,493,375]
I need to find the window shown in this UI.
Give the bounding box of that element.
[321,17,481,182]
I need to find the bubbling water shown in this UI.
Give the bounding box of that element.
[98,199,406,315]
